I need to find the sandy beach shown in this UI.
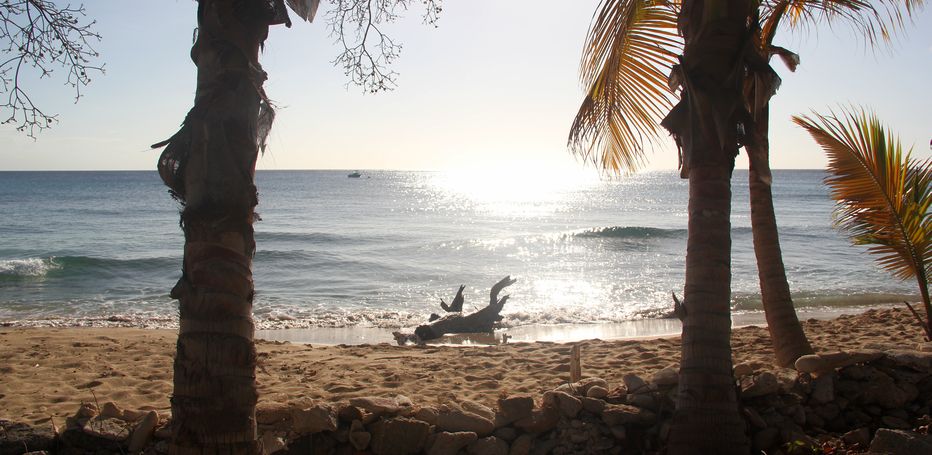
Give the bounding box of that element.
[0,307,922,427]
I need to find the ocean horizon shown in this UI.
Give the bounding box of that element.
[0,169,916,339]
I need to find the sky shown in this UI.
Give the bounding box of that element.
[0,0,929,172]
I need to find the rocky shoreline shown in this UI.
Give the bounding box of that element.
[4,346,932,454]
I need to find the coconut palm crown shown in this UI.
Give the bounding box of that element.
[569,0,922,175]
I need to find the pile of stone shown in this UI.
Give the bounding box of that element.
[0,402,166,455]
[3,348,932,454]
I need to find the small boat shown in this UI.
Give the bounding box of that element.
[347,171,361,178]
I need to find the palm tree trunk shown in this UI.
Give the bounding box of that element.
[667,165,748,454]
[747,108,814,367]
[663,0,751,451]
[167,1,270,452]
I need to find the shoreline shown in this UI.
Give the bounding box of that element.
[0,304,900,346]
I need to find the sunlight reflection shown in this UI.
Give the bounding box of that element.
[428,166,601,216]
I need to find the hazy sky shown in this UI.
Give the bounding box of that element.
[0,0,929,172]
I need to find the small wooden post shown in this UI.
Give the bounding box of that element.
[570,344,582,382]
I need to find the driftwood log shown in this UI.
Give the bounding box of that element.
[411,276,516,342]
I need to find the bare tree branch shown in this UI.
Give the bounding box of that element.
[327,0,441,93]
[0,0,102,138]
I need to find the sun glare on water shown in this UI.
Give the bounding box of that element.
[427,165,601,217]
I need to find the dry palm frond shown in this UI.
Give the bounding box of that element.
[793,107,932,339]
[569,0,682,174]
[760,0,925,48]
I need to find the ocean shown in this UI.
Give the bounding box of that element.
[0,170,916,334]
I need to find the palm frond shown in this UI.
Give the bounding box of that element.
[286,0,321,22]
[760,0,925,48]
[792,107,931,286]
[568,0,682,174]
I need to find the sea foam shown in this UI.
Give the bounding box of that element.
[0,258,57,278]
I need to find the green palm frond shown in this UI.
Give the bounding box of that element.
[793,107,932,286]
[568,0,682,174]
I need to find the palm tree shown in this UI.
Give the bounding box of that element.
[153,0,438,450]
[571,0,922,372]
[571,0,921,450]
[574,0,753,450]
[741,0,924,366]
[794,107,932,340]
[153,1,288,451]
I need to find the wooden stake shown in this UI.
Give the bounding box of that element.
[570,344,582,382]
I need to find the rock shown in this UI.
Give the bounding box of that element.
[651,366,678,386]
[568,428,590,444]
[741,372,780,399]
[609,425,626,440]
[842,427,871,447]
[493,427,517,442]
[622,374,648,393]
[75,402,98,419]
[573,377,609,396]
[369,417,431,455]
[467,436,509,455]
[547,391,582,418]
[415,406,439,425]
[864,378,918,409]
[509,434,533,455]
[259,431,287,454]
[888,350,932,370]
[395,395,414,409]
[870,429,932,454]
[350,396,413,416]
[497,395,534,424]
[805,410,825,429]
[122,409,147,422]
[797,351,884,375]
[0,420,57,453]
[881,415,913,430]
[530,438,558,455]
[734,362,758,378]
[773,367,801,392]
[791,405,807,426]
[626,393,656,411]
[436,409,495,436]
[600,404,656,426]
[348,421,371,451]
[795,354,828,374]
[514,408,560,434]
[128,410,158,452]
[585,386,609,399]
[581,397,606,414]
[461,401,495,421]
[810,374,834,404]
[428,431,478,455]
[291,404,337,434]
[99,402,123,419]
[257,403,292,425]
[83,416,131,441]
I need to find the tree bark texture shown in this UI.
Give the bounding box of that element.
[668,166,747,454]
[163,1,273,453]
[747,108,814,367]
[663,0,751,451]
